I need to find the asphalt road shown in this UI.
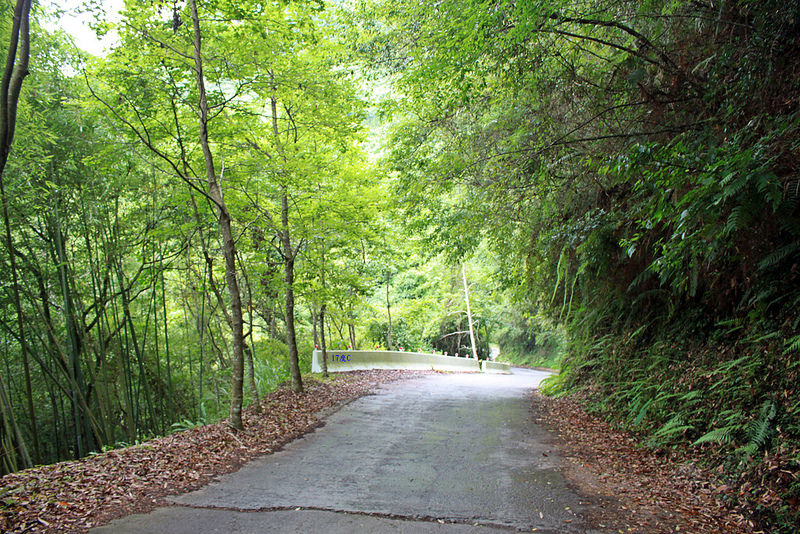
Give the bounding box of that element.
[92,369,609,533]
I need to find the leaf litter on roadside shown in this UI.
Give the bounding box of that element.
[531,391,755,534]
[0,370,429,534]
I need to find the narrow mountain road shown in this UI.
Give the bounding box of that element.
[92,369,609,533]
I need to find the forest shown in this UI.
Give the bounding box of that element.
[1,0,798,531]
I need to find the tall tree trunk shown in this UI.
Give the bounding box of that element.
[113,253,153,441]
[190,0,245,430]
[0,0,31,166]
[80,204,113,447]
[281,186,303,393]
[385,271,393,350]
[160,263,175,424]
[270,89,303,394]
[461,263,478,359]
[240,261,261,413]
[319,243,328,377]
[331,314,346,346]
[348,322,356,350]
[311,305,319,348]
[0,0,37,467]
[189,255,209,421]
[104,209,137,443]
[0,373,30,473]
[319,303,329,378]
[52,203,92,458]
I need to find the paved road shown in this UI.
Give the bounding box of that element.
[92,369,607,533]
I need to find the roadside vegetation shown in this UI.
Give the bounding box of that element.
[0,0,541,476]
[1,0,798,531]
[352,1,800,531]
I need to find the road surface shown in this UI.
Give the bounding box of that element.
[92,369,608,533]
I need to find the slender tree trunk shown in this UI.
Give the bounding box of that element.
[0,0,36,467]
[461,263,478,360]
[44,380,59,463]
[311,305,319,348]
[80,204,113,447]
[281,187,303,393]
[268,303,278,338]
[0,374,30,473]
[319,303,329,378]
[331,314,346,346]
[269,89,303,394]
[190,0,245,430]
[240,262,261,413]
[33,258,64,460]
[51,203,92,457]
[190,257,209,421]
[150,267,166,433]
[385,271,393,350]
[0,0,31,164]
[319,243,328,377]
[113,254,155,440]
[160,263,174,423]
[0,204,37,466]
[348,322,356,350]
[103,208,137,443]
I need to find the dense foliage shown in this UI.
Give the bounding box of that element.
[1,0,799,529]
[0,0,384,472]
[0,0,500,477]
[353,0,800,530]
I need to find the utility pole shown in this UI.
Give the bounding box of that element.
[461,263,478,360]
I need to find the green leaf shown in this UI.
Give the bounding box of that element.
[692,426,735,446]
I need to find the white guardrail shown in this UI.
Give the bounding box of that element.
[311,349,511,374]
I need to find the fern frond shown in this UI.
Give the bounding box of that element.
[724,205,749,236]
[788,179,800,200]
[722,173,748,198]
[747,287,778,308]
[624,324,649,345]
[757,242,799,271]
[653,414,693,440]
[575,357,600,370]
[692,426,736,446]
[745,400,776,451]
[633,398,653,426]
[630,288,668,308]
[786,334,800,354]
[713,355,751,377]
[678,389,703,407]
[746,330,780,344]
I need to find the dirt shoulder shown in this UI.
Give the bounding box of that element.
[0,370,430,534]
[531,391,753,534]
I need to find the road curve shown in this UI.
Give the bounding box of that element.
[92,369,608,533]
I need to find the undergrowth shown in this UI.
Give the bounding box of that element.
[547,325,800,532]
[502,345,564,370]
[495,313,566,370]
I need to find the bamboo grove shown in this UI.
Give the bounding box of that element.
[0,0,392,473]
